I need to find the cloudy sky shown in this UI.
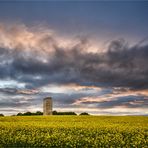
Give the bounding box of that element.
[0,1,148,115]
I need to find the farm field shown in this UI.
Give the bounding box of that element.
[0,116,147,148]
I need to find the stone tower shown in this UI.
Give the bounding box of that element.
[43,97,52,115]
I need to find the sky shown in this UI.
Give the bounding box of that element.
[0,1,148,115]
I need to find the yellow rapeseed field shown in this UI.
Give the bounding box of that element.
[0,116,147,147]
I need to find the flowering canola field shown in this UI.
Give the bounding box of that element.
[0,116,147,147]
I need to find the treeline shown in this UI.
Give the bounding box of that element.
[17,111,43,116]
[52,111,77,115]
[0,111,89,116]
[16,111,89,116]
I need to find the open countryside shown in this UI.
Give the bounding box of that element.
[0,1,148,147]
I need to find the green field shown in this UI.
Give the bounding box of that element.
[0,116,147,148]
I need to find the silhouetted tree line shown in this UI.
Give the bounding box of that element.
[52,111,77,115]
[16,111,89,116]
[17,111,43,116]
[0,114,4,117]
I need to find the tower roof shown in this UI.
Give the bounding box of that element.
[44,97,52,100]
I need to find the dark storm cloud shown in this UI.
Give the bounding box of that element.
[0,87,39,96]
[0,88,17,95]
[0,97,32,108]
[1,38,148,89]
[0,23,148,89]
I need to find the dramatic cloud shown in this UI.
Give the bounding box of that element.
[0,22,148,115]
[73,92,148,109]
[1,23,148,89]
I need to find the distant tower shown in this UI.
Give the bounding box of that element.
[43,97,52,115]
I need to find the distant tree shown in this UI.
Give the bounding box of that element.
[0,114,4,117]
[17,111,43,116]
[64,112,76,115]
[17,113,23,116]
[57,112,77,115]
[80,112,89,115]
[35,111,43,115]
[23,112,32,116]
[52,111,77,115]
[52,110,58,115]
